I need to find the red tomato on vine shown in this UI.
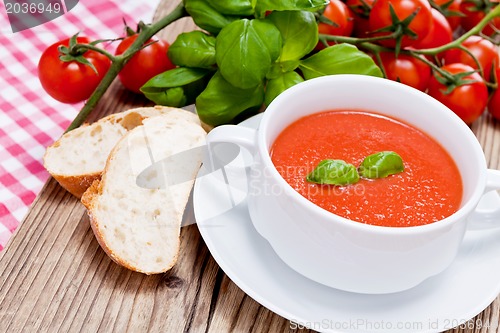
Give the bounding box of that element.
[38,36,111,104]
[377,52,431,91]
[413,8,453,49]
[428,63,488,124]
[442,35,499,82]
[369,0,433,48]
[318,0,354,38]
[346,0,375,38]
[488,67,500,120]
[460,0,500,35]
[115,35,175,93]
[432,0,462,31]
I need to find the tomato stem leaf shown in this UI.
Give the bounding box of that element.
[60,54,98,74]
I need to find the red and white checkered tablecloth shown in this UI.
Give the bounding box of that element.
[0,0,162,250]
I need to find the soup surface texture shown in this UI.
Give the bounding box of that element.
[270,111,463,227]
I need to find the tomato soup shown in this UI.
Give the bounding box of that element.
[270,111,463,227]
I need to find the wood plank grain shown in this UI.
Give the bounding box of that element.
[0,1,499,332]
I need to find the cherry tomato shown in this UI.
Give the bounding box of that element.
[428,63,488,123]
[413,9,453,49]
[432,0,462,31]
[319,0,354,37]
[442,35,499,82]
[460,0,500,35]
[115,35,175,93]
[346,0,375,37]
[369,0,433,48]
[38,37,111,104]
[377,52,431,91]
[487,67,500,120]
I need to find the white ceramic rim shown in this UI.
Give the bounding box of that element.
[257,74,487,235]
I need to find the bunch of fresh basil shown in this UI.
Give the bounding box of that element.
[140,0,383,126]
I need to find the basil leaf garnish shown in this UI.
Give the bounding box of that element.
[358,151,404,179]
[306,159,360,186]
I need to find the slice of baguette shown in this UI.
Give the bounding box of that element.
[81,110,206,274]
[44,106,192,198]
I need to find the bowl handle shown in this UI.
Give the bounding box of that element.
[198,126,257,207]
[206,125,257,153]
[467,169,500,230]
[204,125,257,174]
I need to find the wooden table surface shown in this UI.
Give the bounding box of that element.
[2,1,500,332]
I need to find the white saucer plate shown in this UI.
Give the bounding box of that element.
[193,114,500,333]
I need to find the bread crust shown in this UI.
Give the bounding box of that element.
[51,173,100,198]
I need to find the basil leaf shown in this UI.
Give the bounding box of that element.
[359,151,404,179]
[265,71,304,105]
[141,67,212,107]
[141,67,211,91]
[307,159,360,186]
[206,0,254,16]
[216,19,281,89]
[168,31,216,68]
[184,0,237,34]
[143,87,187,107]
[255,0,328,16]
[252,19,282,62]
[196,71,265,125]
[299,44,383,79]
[266,11,318,62]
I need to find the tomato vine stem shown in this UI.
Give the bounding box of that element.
[72,43,119,62]
[319,31,402,45]
[64,2,187,133]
